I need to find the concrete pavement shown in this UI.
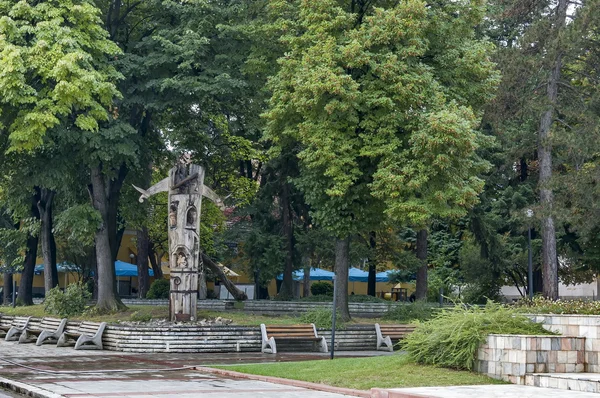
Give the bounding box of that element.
[4,338,600,398]
[0,338,373,397]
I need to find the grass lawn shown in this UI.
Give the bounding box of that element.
[212,353,504,390]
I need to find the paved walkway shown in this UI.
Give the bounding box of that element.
[0,338,373,397]
[3,339,600,398]
[381,385,600,398]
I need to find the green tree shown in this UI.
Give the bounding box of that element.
[265,0,498,317]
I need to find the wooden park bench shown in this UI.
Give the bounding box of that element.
[2,316,32,341]
[260,324,328,354]
[375,323,416,352]
[18,317,67,345]
[57,321,107,350]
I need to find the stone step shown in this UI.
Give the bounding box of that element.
[525,373,600,393]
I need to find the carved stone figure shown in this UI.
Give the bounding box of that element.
[177,252,188,268]
[169,202,178,229]
[186,207,197,227]
[133,160,235,322]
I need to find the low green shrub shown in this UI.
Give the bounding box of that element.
[404,301,554,370]
[300,307,345,329]
[348,294,387,303]
[146,279,169,299]
[300,294,386,303]
[130,310,152,322]
[513,296,600,314]
[310,282,334,296]
[384,300,437,323]
[44,282,91,317]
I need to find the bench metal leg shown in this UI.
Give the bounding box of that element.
[18,330,34,344]
[261,336,277,354]
[5,327,22,342]
[36,330,57,346]
[56,333,71,347]
[375,323,394,352]
[318,336,328,353]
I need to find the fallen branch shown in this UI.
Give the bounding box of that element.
[201,253,248,301]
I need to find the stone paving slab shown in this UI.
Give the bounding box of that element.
[0,338,374,398]
[377,385,600,398]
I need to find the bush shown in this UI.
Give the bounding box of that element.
[384,300,437,323]
[146,279,170,299]
[513,296,600,314]
[300,294,386,303]
[130,310,152,322]
[44,282,91,317]
[404,301,554,370]
[310,282,333,296]
[348,294,387,303]
[300,307,345,329]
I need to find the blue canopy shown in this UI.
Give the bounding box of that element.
[35,261,154,277]
[277,267,334,281]
[115,260,154,277]
[375,270,395,282]
[348,267,369,282]
[34,262,80,275]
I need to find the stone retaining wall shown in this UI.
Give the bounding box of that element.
[121,299,398,317]
[529,314,600,373]
[103,324,378,353]
[476,334,585,384]
[0,315,379,353]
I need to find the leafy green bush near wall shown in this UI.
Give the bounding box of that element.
[404,301,554,370]
[146,279,170,299]
[299,308,345,329]
[44,282,91,317]
[310,282,334,296]
[513,296,600,315]
[383,300,438,323]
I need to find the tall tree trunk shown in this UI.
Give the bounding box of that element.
[368,231,376,296]
[37,187,58,295]
[302,254,311,298]
[108,164,128,263]
[18,193,41,305]
[278,183,295,299]
[148,242,164,279]
[90,247,99,300]
[3,273,13,304]
[136,227,150,298]
[415,229,428,300]
[202,253,247,300]
[19,234,39,306]
[91,165,125,312]
[335,237,351,322]
[539,0,567,300]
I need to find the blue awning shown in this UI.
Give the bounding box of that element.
[277,267,334,281]
[34,262,80,275]
[115,260,154,277]
[375,270,398,282]
[35,261,154,277]
[348,267,370,282]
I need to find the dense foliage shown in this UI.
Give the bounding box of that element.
[404,302,554,370]
[1,0,600,312]
[44,282,91,317]
[310,282,334,297]
[146,279,170,300]
[514,297,600,315]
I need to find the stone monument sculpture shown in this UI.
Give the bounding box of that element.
[133,157,224,322]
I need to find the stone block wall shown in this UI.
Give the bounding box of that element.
[529,314,600,373]
[476,334,585,384]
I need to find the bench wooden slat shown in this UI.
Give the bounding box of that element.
[261,323,328,354]
[375,323,415,352]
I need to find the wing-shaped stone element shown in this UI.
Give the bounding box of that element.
[132,177,169,203]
